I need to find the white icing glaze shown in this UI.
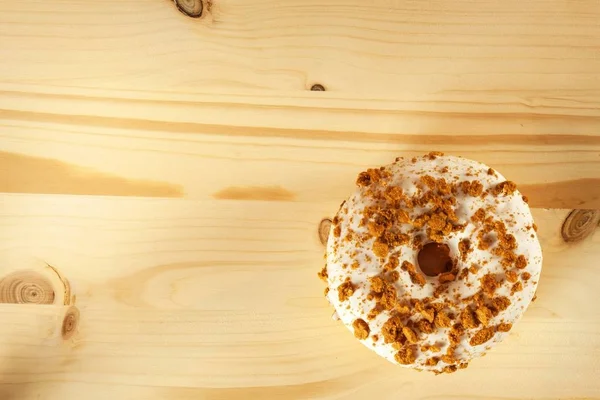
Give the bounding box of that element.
[324,154,542,373]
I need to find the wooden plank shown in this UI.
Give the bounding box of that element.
[1,0,600,208]
[1,127,599,208]
[0,194,598,399]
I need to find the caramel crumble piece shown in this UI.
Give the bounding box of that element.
[419,307,435,323]
[500,252,517,269]
[425,357,440,366]
[372,240,390,258]
[515,255,528,269]
[333,225,341,237]
[436,178,452,195]
[505,270,518,283]
[469,327,495,346]
[382,315,404,343]
[461,308,479,329]
[369,276,385,293]
[383,186,404,203]
[417,320,434,334]
[353,319,370,340]
[511,281,523,295]
[420,175,436,188]
[351,260,360,270]
[395,303,411,315]
[461,180,484,196]
[403,261,426,286]
[497,323,513,332]
[395,346,417,364]
[428,151,444,160]
[367,221,385,238]
[471,208,486,223]
[324,287,329,296]
[421,344,441,352]
[434,311,452,328]
[533,223,538,232]
[384,255,399,271]
[415,302,435,323]
[337,281,355,302]
[441,354,455,364]
[402,327,419,344]
[475,305,493,326]
[493,181,517,196]
[481,274,500,295]
[458,239,471,261]
[448,323,464,344]
[372,334,379,342]
[428,213,447,230]
[433,284,448,298]
[492,296,511,311]
[380,283,398,310]
[397,209,411,224]
[499,232,517,250]
[439,272,456,284]
[357,168,388,187]
[388,270,401,282]
[317,266,328,281]
[521,271,532,281]
[487,168,496,176]
[522,195,529,203]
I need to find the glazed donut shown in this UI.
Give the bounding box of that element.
[319,152,542,373]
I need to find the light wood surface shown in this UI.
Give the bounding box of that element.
[0,197,599,399]
[1,0,600,398]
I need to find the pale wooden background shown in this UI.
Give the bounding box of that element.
[0,0,599,399]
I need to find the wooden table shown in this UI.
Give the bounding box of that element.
[1,0,599,398]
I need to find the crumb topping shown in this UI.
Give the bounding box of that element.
[395,346,417,364]
[337,280,355,302]
[493,181,517,196]
[318,265,328,281]
[481,274,500,295]
[515,255,528,269]
[497,323,512,332]
[353,319,370,340]
[469,327,495,346]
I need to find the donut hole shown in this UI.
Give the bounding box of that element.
[417,242,453,277]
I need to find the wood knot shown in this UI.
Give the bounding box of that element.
[0,271,55,304]
[310,84,326,91]
[62,306,80,340]
[561,209,600,243]
[174,0,203,17]
[318,218,332,245]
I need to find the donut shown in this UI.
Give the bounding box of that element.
[319,152,542,373]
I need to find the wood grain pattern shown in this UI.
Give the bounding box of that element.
[1,0,600,398]
[0,196,598,399]
[1,0,600,208]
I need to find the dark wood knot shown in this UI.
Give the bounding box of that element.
[174,0,203,18]
[318,218,332,245]
[561,209,600,243]
[310,84,326,91]
[0,271,55,304]
[62,306,80,340]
